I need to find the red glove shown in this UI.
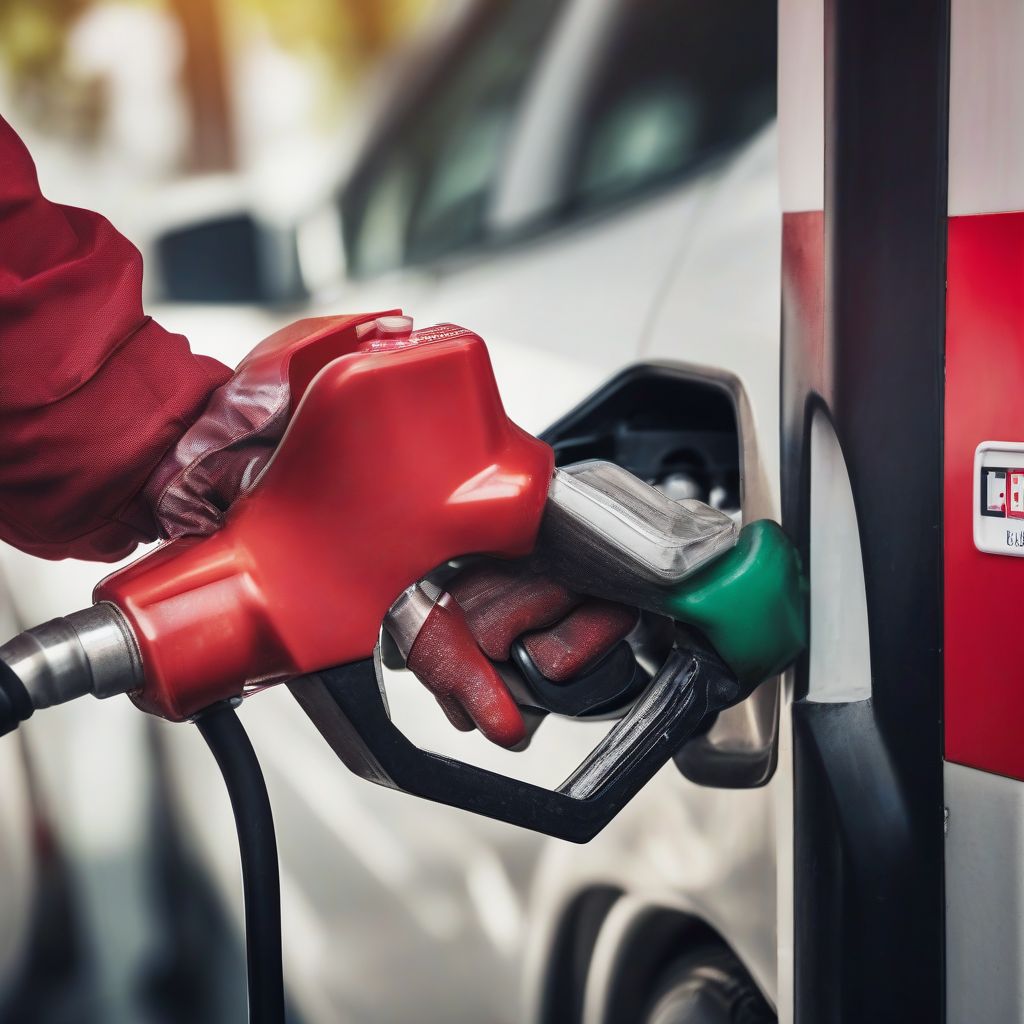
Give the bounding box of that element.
[144,312,409,539]
[141,335,297,539]
[391,564,639,748]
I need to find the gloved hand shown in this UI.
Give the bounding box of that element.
[144,312,404,538]
[143,360,286,539]
[386,563,639,748]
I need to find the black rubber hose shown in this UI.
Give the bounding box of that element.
[0,660,33,736]
[195,702,284,1024]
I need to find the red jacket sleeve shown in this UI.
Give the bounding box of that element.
[0,116,232,562]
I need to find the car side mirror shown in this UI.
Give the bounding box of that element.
[153,213,307,306]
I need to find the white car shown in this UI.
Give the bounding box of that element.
[0,1,783,1020]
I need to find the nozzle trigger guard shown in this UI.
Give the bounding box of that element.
[288,633,747,843]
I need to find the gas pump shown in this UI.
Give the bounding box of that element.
[0,313,805,1023]
[781,0,945,1020]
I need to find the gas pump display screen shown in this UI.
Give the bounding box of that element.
[981,467,1008,516]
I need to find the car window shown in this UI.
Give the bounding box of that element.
[569,0,776,211]
[346,1,566,277]
[344,0,775,278]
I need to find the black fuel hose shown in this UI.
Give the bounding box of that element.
[196,702,285,1024]
[0,659,33,736]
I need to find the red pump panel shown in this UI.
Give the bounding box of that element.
[96,316,554,721]
[946,212,1024,779]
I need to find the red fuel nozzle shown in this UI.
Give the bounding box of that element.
[95,314,554,721]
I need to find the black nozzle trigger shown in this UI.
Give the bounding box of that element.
[508,639,649,719]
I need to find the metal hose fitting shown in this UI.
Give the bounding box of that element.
[0,603,143,733]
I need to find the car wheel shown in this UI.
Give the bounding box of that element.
[643,945,775,1024]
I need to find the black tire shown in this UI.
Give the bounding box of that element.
[642,945,776,1024]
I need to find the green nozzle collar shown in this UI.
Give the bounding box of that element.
[665,519,807,685]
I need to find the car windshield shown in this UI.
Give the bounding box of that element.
[343,0,776,278]
[345,1,566,276]
[569,0,776,210]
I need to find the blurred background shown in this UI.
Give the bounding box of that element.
[0,2,778,1022]
[0,0,430,223]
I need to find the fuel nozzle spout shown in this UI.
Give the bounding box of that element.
[0,603,143,735]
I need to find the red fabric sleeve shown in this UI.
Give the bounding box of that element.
[0,116,232,562]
